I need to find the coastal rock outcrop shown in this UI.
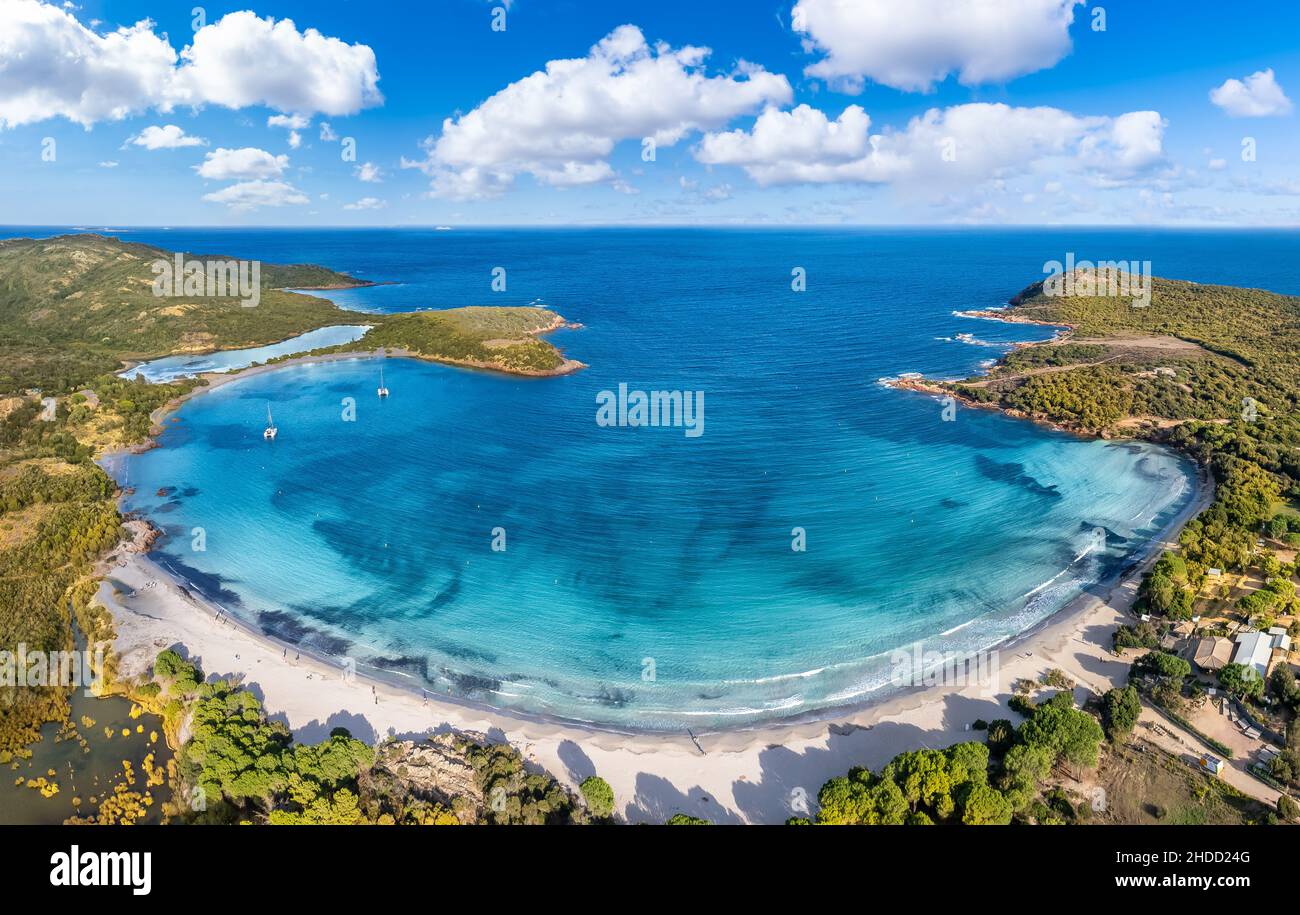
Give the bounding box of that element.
[367,734,485,822]
[119,518,160,553]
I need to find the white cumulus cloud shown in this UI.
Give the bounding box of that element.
[127,124,206,149]
[0,1,382,129]
[195,147,289,180]
[697,105,903,184]
[355,162,383,183]
[202,179,309,211]
[1078,110,1166,174]
[792,0,1082,92]
[697,102,1166,191]
[404,24,791,199]
[1209,69,1292,117]
[174,12,381,115]
[0,0,178,127]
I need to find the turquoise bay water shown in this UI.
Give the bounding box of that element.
[66,227,1264,729]
[121,325,371,383]
[122,358,1190,728]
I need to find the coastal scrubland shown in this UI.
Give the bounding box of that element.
[0,455,118,753]
[799,660,1279,826]
[1091,742,1266,825]
[134,649,600,825]
[935,273,1299,603]
[358,306,576,374]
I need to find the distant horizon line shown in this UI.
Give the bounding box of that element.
[3,223,1299,232]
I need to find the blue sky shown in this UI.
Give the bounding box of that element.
[2,0,1298,226]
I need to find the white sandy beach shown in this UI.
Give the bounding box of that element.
[96,462,1214,824]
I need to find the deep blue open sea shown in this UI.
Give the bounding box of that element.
[13,226,1300,730]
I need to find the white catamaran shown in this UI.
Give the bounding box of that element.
[377,365,390,398]
[263,405,278,440]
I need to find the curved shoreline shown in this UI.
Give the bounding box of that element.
[113,453,1210,732]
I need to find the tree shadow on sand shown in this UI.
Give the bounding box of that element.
[623,772,743,825]
[1071,623,1130,689]
[271,709,379,744]
[557,739,597,783]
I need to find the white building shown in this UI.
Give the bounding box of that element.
[1233,631,1273,679]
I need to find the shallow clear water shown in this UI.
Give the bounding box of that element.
[68,227,1253,728]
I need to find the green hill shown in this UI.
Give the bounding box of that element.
[360,307,579,375]
[952,272,1300,447]
[0,234,366,394]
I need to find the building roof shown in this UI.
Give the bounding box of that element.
[1234,631,1273,678]
[1194,636,1234,671]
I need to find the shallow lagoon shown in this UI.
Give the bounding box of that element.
[121,324,371,383]
[0,688,170,825]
